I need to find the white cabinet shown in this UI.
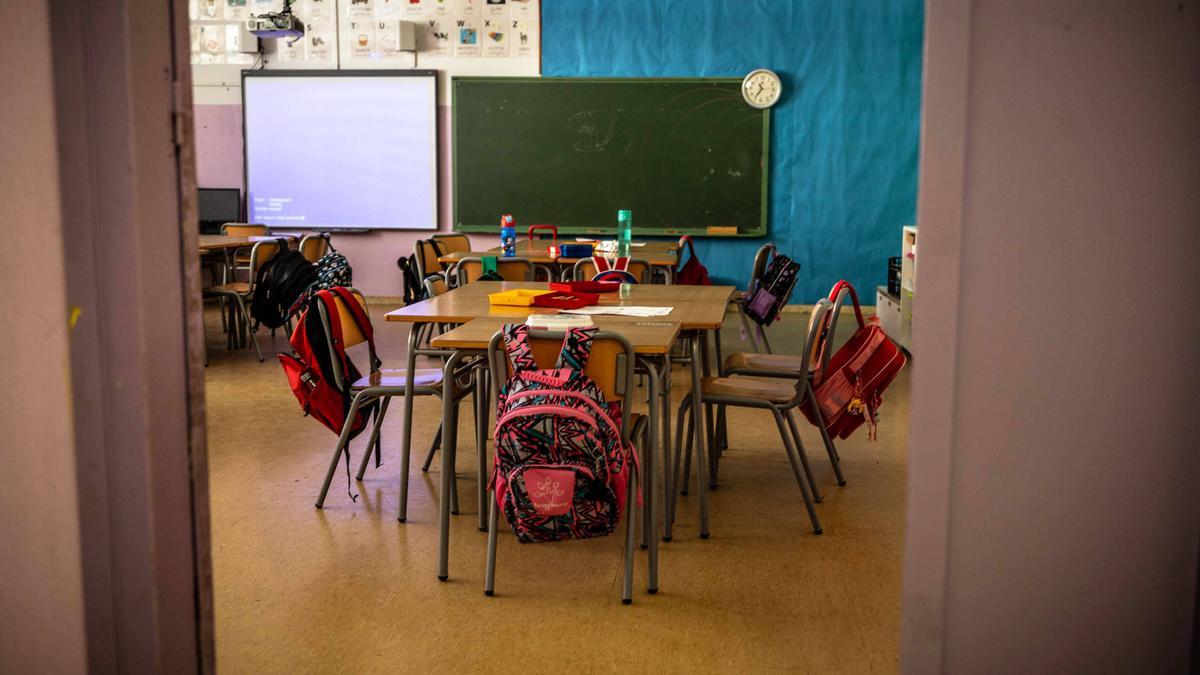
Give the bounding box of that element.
[876,286,902,339]
[876,225,916,353]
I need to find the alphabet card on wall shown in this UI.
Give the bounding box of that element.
[423,18,453,56]
[482,17,509,57]
[455,16,481,57]
[456,0,478,17]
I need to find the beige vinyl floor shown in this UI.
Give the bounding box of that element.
[203,302,910,673]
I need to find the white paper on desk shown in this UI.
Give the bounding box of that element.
[560,306,673,318]
[588,239,647,250]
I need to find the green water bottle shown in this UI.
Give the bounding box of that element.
[616,209,632,258]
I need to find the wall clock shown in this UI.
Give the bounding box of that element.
[742,68,782,109]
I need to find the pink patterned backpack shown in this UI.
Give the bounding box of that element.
[492,324,634,543]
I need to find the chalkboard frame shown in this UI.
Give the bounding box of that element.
[451,76,770,238]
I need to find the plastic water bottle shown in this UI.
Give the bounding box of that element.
[616,209,632,258]
[500,213,516,257]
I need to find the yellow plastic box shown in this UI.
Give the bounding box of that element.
[488,288,552,307]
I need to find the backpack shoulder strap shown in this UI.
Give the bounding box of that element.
[555,326,597,370]
[613,256,630,271]
[502,323,538,373]
[590,255,611,273]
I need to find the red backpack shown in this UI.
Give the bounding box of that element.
[279,288,380,490]
[802,281,906,440]
[674,235,712,285]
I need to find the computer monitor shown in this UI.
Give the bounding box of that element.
[198,188,242,234]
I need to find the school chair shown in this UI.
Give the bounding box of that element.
[201,238,280,361]
[483,328,649,603]
[415,273,459,473]
[717,289,848,486]
[298,232,331,262]
[671,300,832,536]
[570,257,653,284]
[432,232,472,254]
[732,243,775,353]
[414,238,450,282]
[448,256,541,285]
[220,223,268,280]
[311,288,477,515]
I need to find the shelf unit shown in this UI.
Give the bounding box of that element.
[876,225,916,352]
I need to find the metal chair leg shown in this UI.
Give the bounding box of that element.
[476,366,489,532]
[235,294,263,362]
[484,489,498,596]
[680,404,695,497]
[785,409,822,503]
[316,392,368,507]
[622,466,637,605]
[705,402,718,489]
[357,397,391,481]
[771,408,822,534]
[421,423,442,472]
[667,397,688,539]
[737,303,759,352]
[398,326,421,523]
[758,324,773,354]
[807,383,847,486]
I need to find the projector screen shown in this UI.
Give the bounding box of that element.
[242,70,438,231]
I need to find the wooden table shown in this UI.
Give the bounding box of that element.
[385,281,734,591]
[386,281,731,328]
[198,234,297,252]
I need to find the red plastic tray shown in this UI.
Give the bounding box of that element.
[550,280,622,294]
[531,290,599,309]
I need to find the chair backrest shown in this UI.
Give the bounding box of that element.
[432,233,471,254]
[451,257,533,284]
[314,288,371,390]
[747,242,774,291]
[221,223,267,237]
[414,238,448,280]
[799,300,834,394]
[299,233,330,262]
[572,258,651,283]
[488,329,636,444]
[423,274,448,299]
[246,239,282,289]
[823,286,852,373]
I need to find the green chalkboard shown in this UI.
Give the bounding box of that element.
[452,77,769,237]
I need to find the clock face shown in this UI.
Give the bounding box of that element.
[742,69,782,109]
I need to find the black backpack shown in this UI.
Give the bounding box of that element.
[745,247,801,326]
[396,238,446,305]
[251,239,319,329]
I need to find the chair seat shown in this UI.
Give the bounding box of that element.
[701,375,797,404]
[205,281,250,295]
[352,369,443,389]
[723,352,805,375]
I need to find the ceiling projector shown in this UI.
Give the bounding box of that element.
[246,2,304,41]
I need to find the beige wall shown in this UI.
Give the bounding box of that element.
[0,2,89,672]
[904,1,1200,672]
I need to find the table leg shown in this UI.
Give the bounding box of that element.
[700,331,718,489]
[476,364,489,532]
[636,356,660,594]
[660,353,674,541]
[438,349,466,581]
[689,332,711,538]
[398,323,422,523]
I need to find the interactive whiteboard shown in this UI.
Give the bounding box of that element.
[243,70,438,231]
